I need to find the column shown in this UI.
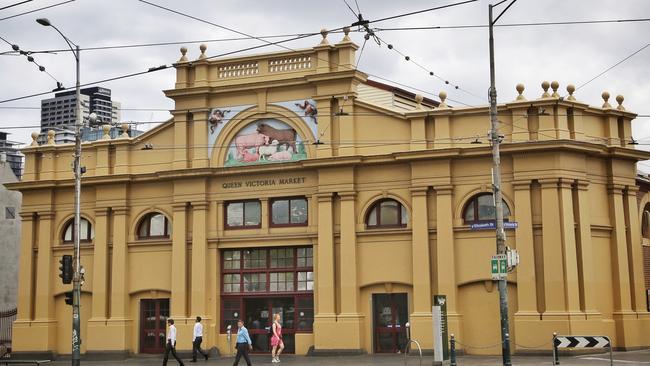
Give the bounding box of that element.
[11,212,36,353]
[87,207,109,352]
[608,184,637,345]
[624,187,647,313]
[313,192,337,350]
[16,212,35,321]
[410,187,433,349]
[192,110,210,168]
[191,202,208,317]
[337,192,363,349]
[434,186,459,336]
[539,179,567,316]
[32,211,56,349]
[575,181,600,316]
[513,181,538,314]
[107,207,131,351]
[558,179,581,316]
[171,203,188,318]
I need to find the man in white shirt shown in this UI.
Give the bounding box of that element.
[163,319,185,366]
[191,316,209,362]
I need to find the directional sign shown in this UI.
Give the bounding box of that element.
[554,336,610,349]
[470,221,518,230]
[491,254,507,280]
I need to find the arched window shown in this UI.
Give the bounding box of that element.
[366,198,408,228]
[642,205,650,239]
[62,217,94,243]
[463,193,511,224]
[137,212,171,239]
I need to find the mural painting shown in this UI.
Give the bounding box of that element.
[224,119,307,166]
[208,99,318,163]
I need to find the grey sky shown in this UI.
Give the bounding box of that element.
[1,0,649,168]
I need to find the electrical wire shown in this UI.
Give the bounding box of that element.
[373,17,650,31]
[0,0,74,22]
[368,0,478,25]
[0,0,33,12]
[574,42,650,92]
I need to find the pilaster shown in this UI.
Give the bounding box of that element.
[87,208,111,352]
[191,201,209,317]
[512,181,538,314]
[410,187,433,349]
[539,179,567,316]
[313,192,337,349]
[558,179,581,315]
[191,110,210,168]
[171,202,188,317]
[106,206,132,351]
[16,212,35,321]
[575,181,600,316]
[173,114,189,170]
[33,211,57,350]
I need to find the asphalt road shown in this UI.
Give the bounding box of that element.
[31,348,650,366]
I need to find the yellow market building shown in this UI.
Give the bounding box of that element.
[9,29,650,357]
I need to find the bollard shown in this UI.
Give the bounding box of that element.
[552,332,559,365]
[450,334,457,366]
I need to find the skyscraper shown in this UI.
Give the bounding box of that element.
[0,132,24,180]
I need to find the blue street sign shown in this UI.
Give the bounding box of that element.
[470,221,518,230]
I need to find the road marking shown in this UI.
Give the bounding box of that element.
[579,356,650,364]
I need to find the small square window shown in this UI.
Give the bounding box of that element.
[5,207,15,220]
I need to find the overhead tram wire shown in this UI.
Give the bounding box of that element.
[373,17,650,31]
[0,0,33,12]
[0,0,75,21]
[574,42,650,92]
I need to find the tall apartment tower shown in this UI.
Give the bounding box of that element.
[0,132,24,180]
[39,87,121,143]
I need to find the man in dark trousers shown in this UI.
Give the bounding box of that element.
[233,319,253,366]
[191,316,209,362]
[163,319,184,366]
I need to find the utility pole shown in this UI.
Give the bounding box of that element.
[488,1,517,365]
[36,18,83,366]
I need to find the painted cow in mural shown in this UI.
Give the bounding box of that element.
[258,140,279,161]
[234,132,269,159]
[256,123,297,153]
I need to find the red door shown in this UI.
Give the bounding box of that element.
[373,293,408,353]
[140,299,169,353]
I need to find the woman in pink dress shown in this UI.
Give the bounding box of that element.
[270,313,284,363]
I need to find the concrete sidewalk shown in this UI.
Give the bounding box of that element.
[30,348,650,365]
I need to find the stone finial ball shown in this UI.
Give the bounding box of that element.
[103,124,111,133]
[121,123,129,131]
[551,80,559,90]
[180,46,187,55]
[31,132,39,140]
[566,84,575,94]
[415,94,424,104]
[616,94,624,104]
[320,28,328,38]
[47,130,55,137]
[516,83,525,94]
[602,91,610,100]
[439,91,447,100]
[199,44,207,53]
[541,81,550,90]
[343,26,350,35]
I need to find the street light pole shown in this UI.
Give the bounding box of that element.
[487,1,517,365]
[37,18,82,366]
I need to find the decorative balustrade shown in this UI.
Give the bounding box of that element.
[269,56,312,73]
[218,62,259,78]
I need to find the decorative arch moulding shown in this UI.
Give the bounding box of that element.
[206,99,319,166]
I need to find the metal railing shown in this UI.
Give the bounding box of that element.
[0,308,17,356]
[403,322,423,366]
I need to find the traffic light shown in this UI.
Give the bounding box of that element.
[64,291,73,306]
[59,255,73,284]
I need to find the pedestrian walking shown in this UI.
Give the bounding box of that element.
[191,316,209,362]
[270,313,284,363]
[233,319,253,366]
[163,319,185,366]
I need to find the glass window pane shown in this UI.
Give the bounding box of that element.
[243,273,266,292]
[64,223,72,242]
[271,248,294,268]
[227,203,244,227]
[477,195,496,221]
[272,200,289,224]
[290,199,308,224]
[138,219,148,238]
[400,204,408,225]
[149,214,165,236]
[297,247,313,268]
[244,201,261,226]
[464,201,475,222]
[367,207,377,226]
[380,200,399,225]
[80,219,89,240]
[244,249,267,269]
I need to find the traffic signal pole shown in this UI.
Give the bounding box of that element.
[488,1,517,365]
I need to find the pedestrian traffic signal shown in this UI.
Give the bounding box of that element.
[64,291,73,306]
[59,255,72,284]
